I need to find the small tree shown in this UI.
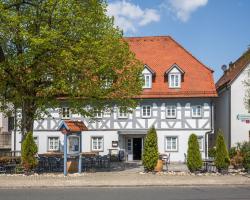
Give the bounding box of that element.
[215,130,230,171]
[143,126,159,171]
[21,132,38,173]
[187,134,202,172]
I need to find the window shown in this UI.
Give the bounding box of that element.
[169,73,181,88]
[91,137,104,151]
[141,105,151,118]
[165,136,178,151]
[118,108,128,118]
[94,109,102,118]
[143,74,152,88]
[192,105,202,118]
[198,136,204,151]
[166,106,177,118]
[48,137,60,151]
[61,107,70,119]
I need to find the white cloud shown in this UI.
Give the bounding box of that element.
[165,0,208,22]
[107,0,160,33]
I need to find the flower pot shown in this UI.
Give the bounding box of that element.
[154,159,163,172]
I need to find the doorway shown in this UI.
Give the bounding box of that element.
[133,138,142,160]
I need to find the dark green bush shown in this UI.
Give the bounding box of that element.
[187,134,202,172]
[214,130,230,171]
[208,147,216,158]
[21,132,38,172]
[229,147,237,159]
[142,126,159,171]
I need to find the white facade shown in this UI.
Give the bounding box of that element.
[215,63,250,147]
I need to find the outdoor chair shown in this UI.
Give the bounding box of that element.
[162,153,170,172]
[0,166,6,174]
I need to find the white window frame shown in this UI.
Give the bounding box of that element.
[141,105,151,118]
[48,137,60,151]
[61,107,71,119]
[165,136,178,152]
[91,136,104,151]
[192,105,202,118]
[94,110,103,119]
[169,73,181,88]
[198,136,204,151]
[166,105,177,118]
[143,74,152,89]
[118,108,129,119]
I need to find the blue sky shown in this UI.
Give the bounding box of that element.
[107,0,250,81]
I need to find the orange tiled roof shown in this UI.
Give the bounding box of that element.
[216,49,250,90]
[125,36,217,98]
[60,120,88,132]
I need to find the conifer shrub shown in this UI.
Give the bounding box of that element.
[187,134,202,172]
[214,130,230,171]
[142,126,159,171]
[21,132,38,173]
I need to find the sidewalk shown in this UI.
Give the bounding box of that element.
[0,171,249,188]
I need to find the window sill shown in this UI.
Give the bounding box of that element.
[165,150,178,152]
[141,116,151,119]
[166,117,177,119]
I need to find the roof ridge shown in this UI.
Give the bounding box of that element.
[124,35,170,40]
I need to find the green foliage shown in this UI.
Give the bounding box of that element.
[143,126,159,171]
[214,130,230,171]
[243,151,250,170]
[239,142,250,170]
[229,147,237,159]
[0,0,143,136]
[208,147,216,158]
[21,132,38,172]
[187,134,202,172]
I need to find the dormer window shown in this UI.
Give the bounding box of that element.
[165,64,185,89]
[169,73,181,88]
[142,64,155,89]
[143,74,152,88]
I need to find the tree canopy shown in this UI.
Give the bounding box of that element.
[0,0,143,136]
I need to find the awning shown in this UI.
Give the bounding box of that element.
[58,120,88,134]
[118,130,147,135]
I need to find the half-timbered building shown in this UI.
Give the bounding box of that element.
[12,36,217,162]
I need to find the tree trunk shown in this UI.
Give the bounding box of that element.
[21,99,36,140]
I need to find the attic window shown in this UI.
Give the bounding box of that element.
[169,73,181,88]
[143,74,152,88]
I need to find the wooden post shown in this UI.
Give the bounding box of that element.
[64,133,67,176]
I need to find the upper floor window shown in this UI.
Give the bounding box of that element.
[192,105,202,118]
[94,110,103,118]
[141,105,151,118]
[166,106,177,118]
[61,107,70,119]
[143,74,152,88]
[118,108,128,119]
[169,73,181,88]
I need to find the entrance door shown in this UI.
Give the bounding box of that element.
[133,138,142,160]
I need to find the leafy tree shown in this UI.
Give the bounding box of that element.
[214,130,230,171]
[21,132,38,173]
[0,0,143,139]
[143,126,159,171]
[187,134,202,172]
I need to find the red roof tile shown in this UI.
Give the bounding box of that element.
[125,36,217,98]
[216,49,250,90]
[60,120,88,133]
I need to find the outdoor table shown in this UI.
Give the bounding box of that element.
[5,164,17,174]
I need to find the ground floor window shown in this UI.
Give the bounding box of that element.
[165,136,178,151]
[48,137,60,151]
[33,136,39,150]
[91,137,104,151]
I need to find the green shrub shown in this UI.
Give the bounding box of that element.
[187,134,202,172]
[214,130,230,171]
[208,147,216,158]
[142,126,159,171]
[229,147,237,159]
[21,132,38,173]
[243,151,250,170]
[240,142,250,170]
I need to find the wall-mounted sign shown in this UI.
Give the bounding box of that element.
[67,135,80,154]
[112,141,118,147]
[237,114,250,124]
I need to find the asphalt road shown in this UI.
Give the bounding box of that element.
[0,186,249,200]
